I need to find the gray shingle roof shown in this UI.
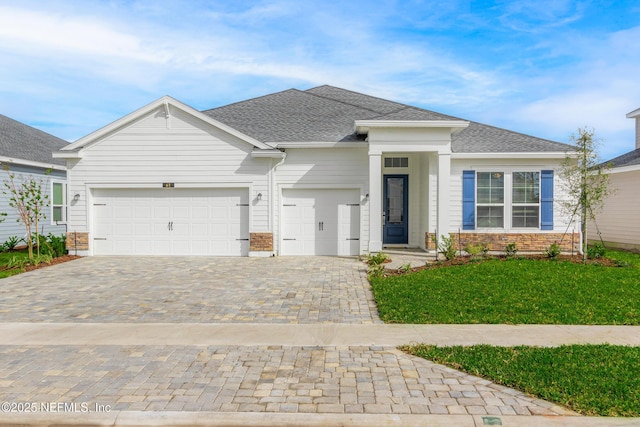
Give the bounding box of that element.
[603,148,640,168]
[204,85,574,153]
[0,114,68,166]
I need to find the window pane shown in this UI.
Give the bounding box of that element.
[53,183,63,205]
[477,206,504,227]
[53,206,63,222]
[513,172,539,203]
[512,206,539,228]
[477,172,504,204]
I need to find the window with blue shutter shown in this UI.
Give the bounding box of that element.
[540,170,554,230]
[462,170,475,230]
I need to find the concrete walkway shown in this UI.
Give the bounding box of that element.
[0,256,639,426]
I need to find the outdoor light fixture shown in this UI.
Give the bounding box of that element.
[257,193,262,201]
[73,193,80,201]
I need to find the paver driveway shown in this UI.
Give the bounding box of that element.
[0,256,576,421]
[0,256,379,323]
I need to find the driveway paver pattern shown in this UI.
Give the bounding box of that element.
[0,256,577,420]
[0,256,379,324]
[0,344,572,416]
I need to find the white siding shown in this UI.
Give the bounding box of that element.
[450,158,574,233]
[0,165,66,243]
[66,105,270,241]
[588,170,640,250]
[274,147,368,254]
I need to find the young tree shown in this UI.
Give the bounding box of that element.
[2,164,50,259]
[559,128,612,262]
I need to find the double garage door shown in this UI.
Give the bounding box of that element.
[281,189,361,256]
[92,188,249,256]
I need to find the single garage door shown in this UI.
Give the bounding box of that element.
[92,188,249,255]
[281,189,360,256]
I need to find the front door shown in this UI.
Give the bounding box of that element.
[383,175,408,244]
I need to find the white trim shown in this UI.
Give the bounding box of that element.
[57,95,274,154]
[355,120,469,134]
[609,164,640,174]
[250,149,286,158]
[0,156,66,171]
[273,141,366,149]
[84,181,255,189]
[453,152,571,160]
[50,180,67,225]
[626,108,640,118]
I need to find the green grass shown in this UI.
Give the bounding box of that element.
[402,344,640,416]
[0,250,30,278]
[371,249,640,324]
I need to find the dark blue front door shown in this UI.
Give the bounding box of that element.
[383,175,408,244]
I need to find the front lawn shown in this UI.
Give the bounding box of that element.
[371,250,640,324]
[402,344,640,416]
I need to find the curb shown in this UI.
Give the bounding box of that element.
[1,412,639,427]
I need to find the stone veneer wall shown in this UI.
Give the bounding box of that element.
[250,232,273,252]
[66,232,89,251]
[426,232,580,252]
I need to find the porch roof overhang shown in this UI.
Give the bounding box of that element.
[355,120,469,135]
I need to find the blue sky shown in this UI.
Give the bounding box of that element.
[1,0,638,160]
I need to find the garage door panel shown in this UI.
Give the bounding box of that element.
[92,188,249,256]
[281,189,360,256]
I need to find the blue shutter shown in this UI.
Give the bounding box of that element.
[540,170,554,230]
[462,170,475,230]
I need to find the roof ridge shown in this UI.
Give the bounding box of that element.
[202,88,305,113]
[306,85,465,121]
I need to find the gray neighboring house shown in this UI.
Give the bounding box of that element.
[588,108,640,252]
[0,114,68,245]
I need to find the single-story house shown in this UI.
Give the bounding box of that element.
[0,114,68,244]
[54,85,579,256]
[587,108,640,252]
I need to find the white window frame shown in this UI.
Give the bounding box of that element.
[474,168,544,231]
[51,180,67,224]
[511,171,540,229]
[476,171,505,228]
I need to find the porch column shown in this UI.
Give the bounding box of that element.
[436,152,451,238]
[368,152,383,252]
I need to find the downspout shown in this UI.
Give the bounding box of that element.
[270,151,287,253]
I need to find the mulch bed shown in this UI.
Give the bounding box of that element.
[383,254,620,276]
[22,255,83,272]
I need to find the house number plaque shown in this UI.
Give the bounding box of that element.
[162,183,175,188]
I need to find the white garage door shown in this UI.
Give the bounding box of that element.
[92,188,249,256]
[281,189,360,256]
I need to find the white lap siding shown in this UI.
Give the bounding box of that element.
[66,105,270,254]
[274,147,369,255]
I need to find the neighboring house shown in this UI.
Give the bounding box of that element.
[587,108,640,252]
[54,85,578,256]
[0,114,68,244]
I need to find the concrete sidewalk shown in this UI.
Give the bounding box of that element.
[1,323,639,346]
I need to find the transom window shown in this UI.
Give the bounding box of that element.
[476,172,504,227]
[384,157,408,168]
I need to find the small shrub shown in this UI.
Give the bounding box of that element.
[587,243,606,259]
[46,233,67,257]
[398,263,412,274]
[464,243,483,257]
[1,236,22,252]
[505,242,518,258]
[31,253,52,267]
[438,235,457,261]
[368,264,386,278]
[5,255,28,270]
[367,252,389,266]
[545,242,562,259]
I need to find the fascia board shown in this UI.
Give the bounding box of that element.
[0,156,66,171]
[355,120,470,133]
[60,96,271,152]
[452,152,573,160]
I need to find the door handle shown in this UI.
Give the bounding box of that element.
[318,221,324,231]
[168,221,173,231]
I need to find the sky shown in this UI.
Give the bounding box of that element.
[0,0,639,160]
